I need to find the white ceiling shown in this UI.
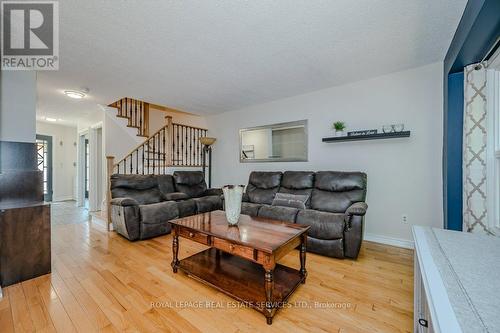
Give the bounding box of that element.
[37,0,467,125]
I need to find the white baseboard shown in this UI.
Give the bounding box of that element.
[364,233,414,249]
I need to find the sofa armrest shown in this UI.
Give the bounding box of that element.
[344,215,364,259]
[110,202,140,240]
[110,197,139,207]
[204,188,223,196]
[346,202,368,217]
[242,192,249,202]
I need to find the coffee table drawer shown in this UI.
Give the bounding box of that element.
[179,228,210,245]
[213,238,255,261]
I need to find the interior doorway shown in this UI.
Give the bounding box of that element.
[85,138,89,199]
[36,134,53,201]
[88,126,104,212]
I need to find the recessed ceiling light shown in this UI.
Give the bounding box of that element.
[64,90,85,99]
[46,117,57,122]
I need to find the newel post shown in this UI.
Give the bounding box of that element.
[165,116,173,166]
[106,156,115,231]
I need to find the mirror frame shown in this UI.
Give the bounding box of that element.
[239,119,308,163]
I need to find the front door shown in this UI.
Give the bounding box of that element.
[36,134,53,201]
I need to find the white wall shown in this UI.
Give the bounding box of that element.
[36,121,78,201]
[206,62,444,243]
[148,108,208,134]
[1,71,37,143]
[103,106,142,161]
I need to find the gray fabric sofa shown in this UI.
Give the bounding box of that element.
[110,169,367,259]
[241,171,368,259]
[110,171,222,240]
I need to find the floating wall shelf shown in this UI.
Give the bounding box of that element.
[322,131,411,143]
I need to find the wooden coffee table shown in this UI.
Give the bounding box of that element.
[168,210,310,325]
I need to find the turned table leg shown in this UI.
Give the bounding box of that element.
[264,269,274,325]
[300,234,307,283]
[171,228,180,273]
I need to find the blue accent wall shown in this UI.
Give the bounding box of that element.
[443,0,500,230]
[446,72,464,231]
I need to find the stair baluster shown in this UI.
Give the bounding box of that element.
[108,98,207,175]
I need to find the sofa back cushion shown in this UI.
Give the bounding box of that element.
[157,175,176,196]
[110,174,163,205]
[246,171,282,204]
[311,171,367,213]
[278,171,314,208]
[173,171,207,198]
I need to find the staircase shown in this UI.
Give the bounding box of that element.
[105,97,209,230]
[106,97,208,175]
[109,97,150,137]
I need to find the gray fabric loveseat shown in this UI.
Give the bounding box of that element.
[110,171,222,240]
[241,171,368,259]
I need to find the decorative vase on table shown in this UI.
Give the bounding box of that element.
[222,185,245,226]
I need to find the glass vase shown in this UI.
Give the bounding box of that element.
[222,185,245,225]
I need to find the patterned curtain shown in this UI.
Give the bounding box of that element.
[463,64,495,235]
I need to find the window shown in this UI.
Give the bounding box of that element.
[36,135,53,201]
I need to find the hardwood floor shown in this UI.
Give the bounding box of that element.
[0,214,414,332]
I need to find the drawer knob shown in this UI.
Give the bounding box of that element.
[418,319,428,328]
[189,232,194,238]
[229,244,234,251]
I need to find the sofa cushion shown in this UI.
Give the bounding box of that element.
[194,195,222,213]
[278,171,314,207]
[296,209,345,240]
[311,171,367,213]
[281,171,314,189]
[311,189,365,213]
[241,202,262,217]
[139,201,179,224]
[175,199,197,217]
[258,205,299,223]
[111,187,164,205]
[110,174,164,205]
[157,175,176,195]
[164,192,190,201]
[247,188,278,205]
[111,174,157,190]
[173,171,207,198]
[174,171,205,185]
[246,172,282,204]
[249,171,282,189]
[272,192,308,210]
[314,171,366,192]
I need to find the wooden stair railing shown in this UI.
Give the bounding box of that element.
[109,97,150,137]
[109,117,209,175]
[105,117,209,230]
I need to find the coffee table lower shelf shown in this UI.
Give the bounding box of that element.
[177,248,304,323]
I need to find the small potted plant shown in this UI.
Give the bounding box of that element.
[332,121,346,137]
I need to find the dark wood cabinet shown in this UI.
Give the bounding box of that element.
[0,203,51,287]
[0,140,52,288]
